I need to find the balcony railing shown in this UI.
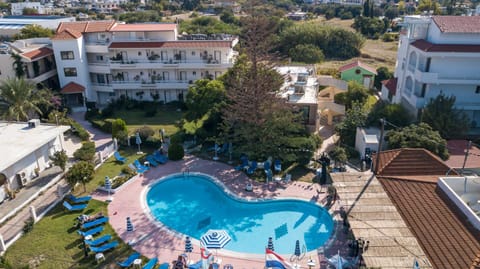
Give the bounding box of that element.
[111,79,190,85]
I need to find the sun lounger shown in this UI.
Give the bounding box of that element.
[159,263,171,269]
[85,234,112,246]
[81,216,109,229]
[77,226,104,237]
[114,151,127,163]
[90,240,119,253]
[117,252,141,267]
[146,155,159,167]
[274,159,281,173]
[129,163,147,174]
[63,201,87,211]
[134,160,150,173]
[67,194,92,204]
[153,150,168,164]
[188,261,202,269]
[142,257,158,269]
[247,161,258,175]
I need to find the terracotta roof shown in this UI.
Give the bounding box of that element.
[446,140,480,169]
[381,77,397,95]
[373,148,454,178]
[432,16,480,33]
[21,47,53,61]
[338,60,377,74]
[51,28,82,40]
[60,82,85,94]
[56,20,116,34]
[110,23,177,32]
[411,39,480,53]
[109,40,233,49]
[379,178,480,269]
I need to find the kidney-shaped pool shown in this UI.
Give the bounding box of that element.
[146,173,334,254]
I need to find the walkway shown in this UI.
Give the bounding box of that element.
[331,172,432,269]
[93,156,352,268]
[71,112,111,150]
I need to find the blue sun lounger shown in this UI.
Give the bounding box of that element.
[134,160,150,173]
[63,201,87,211]
[81,216,109,229]
[90,240,119,253]
[117,252,141,267]
[188,260,202,269]
[85,234,112,246]
[159,263,170,269]
[142,257,158,269]
[114,151,127,163]
[146,155,159,167]
[77,226,104,237]
[153,151,168,164]
[66,194,92,204]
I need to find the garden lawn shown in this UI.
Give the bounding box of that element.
[3,200,133,269]
[72,148,147,196]
[112,107,183,137]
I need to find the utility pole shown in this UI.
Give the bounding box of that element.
[460,140,472,176]
[375,118,385,175]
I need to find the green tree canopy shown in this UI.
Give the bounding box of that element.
[180,16,240,35]
[65,161,95,192]
[367,102,412,128]
[13,25,54,40]
[373,66,393,90]
[112,118,128,139]
[386,123,449,160]
[352,16,388,39]
[334,81,370,110]
[289,44,324,64]
[0,77,48,121]
[335,101,368,146]
[50,150,68,172]
[421,93,470,139]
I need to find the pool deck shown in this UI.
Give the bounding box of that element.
[92,155,349,268]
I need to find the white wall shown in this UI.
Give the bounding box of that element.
[427,24,480,44]
[0,55,16,80]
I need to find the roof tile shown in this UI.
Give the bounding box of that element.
[60,82,85,94]
[412,39,480,53]
[432,16,480,33]
[339,60,377,74]
[21,47,53,61]
[109,40,233,49]
[110,23,177,32]
[381,77,397,95]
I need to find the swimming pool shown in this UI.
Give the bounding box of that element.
[146,174,334,254]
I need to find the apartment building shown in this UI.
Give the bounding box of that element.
[51,21,238,110]
[381,16,480,131]
[11,2,45,16]
[0,38,59,89]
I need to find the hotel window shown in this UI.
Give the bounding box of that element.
[64,67,77,77]
[476,86,480,94]
[60,51,74,60]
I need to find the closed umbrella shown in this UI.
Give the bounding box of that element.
[135,132,142,153]
[105,176,113,202]
[126,217,134,232]
[185,236,193,261]
[294,240,301,258]
[267,237,274,251]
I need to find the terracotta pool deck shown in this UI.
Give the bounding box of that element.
[92,155,351,268]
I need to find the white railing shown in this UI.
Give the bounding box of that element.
[111,79,189,85]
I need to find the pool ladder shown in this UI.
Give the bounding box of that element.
[183,168,190,177]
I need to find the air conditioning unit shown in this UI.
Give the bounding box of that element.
[28,119,40,128]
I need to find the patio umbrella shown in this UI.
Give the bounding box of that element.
[200,229,231,249]
[267,237,274,251]
[294,240,301,260]
[104,176,112,202]
[185,236,193,253]
[126,217,134,232]
[135,132,142,153]
[327,250,349,269]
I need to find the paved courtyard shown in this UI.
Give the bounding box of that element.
[93,156,352,268]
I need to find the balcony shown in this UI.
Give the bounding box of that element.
[27,69,57,84]
[413,69,438,83]
[85,42,109,54]
[91,83,113,93]
[88,61,110,73]
[109,59,233,70]
[110,79,190,90]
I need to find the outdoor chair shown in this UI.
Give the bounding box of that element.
[63,201,87,211]
[114,151,127,163]
[77,226,104,237]
[67,194,92,204]
[81,216,109,229]
[274,159,282,173]
[146,155,159,167]
[134,160,150,173]
[153,150,168,164]
[117,252,141,267]
[129,163,147,174]
[85,234,112,246]
[159,263,171,269]
[90,240,119,254]
[247,161,258,175]
[142,257,158,269]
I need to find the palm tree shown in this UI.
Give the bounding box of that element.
[11,53,25,78]
[0,77,44,121]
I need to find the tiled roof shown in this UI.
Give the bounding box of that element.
[373,148,454,178]
[60,82,85,94]
[379,178,480,269]
[56,20,116,33]
[110,23,177,32]
[338,60,377,74]
[21,47,53,61]
[51,28,82,40]
[381,77,397,95]
[446,140,480,169]
[411,39,480,53]
[432,16,480,33]
[109,40,234,49]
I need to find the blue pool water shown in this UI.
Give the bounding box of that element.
[146,174,334,254]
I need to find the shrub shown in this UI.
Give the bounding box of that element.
[135,126,155,140]
[73,141,96,162]
[121,166,137,177]
[112,118,127,139]
[101,103,114,118]
[23,217,34,234]
[49,150,68,171]
[70,121,90,141]
[289,44,325,64]
[144,102,158,117]
[84,108,100,120]
[168,143,184,160]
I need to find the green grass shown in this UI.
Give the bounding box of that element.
[112,107,183,137]
[3,200,134,269]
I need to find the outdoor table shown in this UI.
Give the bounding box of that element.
[144,161,150,167]
[133,258,142,268]
[95,253,105,263]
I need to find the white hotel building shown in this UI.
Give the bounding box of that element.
[51,21,238,110]
[381,16,480,133]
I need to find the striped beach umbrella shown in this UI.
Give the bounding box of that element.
[200,230,231,249]
[126,217,134,232]
[267,237,274,251]
[294,240,301,259]
[104,176,112,190]
[135,132,142,153]
[185,236,193,253]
